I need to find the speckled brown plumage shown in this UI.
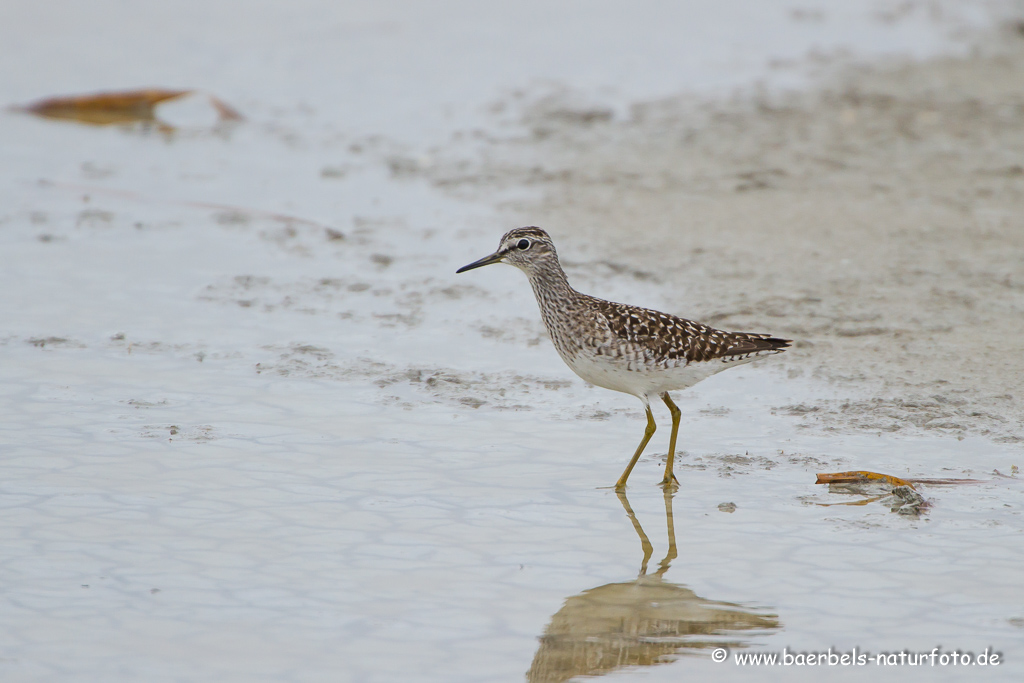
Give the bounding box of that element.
[456,226,793,490]
[592,299,791,365]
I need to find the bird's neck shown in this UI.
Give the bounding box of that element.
[525,261,576,306]
[524,262,584,350]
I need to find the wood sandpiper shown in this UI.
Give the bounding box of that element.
[457,227,791,490]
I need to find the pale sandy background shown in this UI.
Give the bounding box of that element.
[1,2,1022,682]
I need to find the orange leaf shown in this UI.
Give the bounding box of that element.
[19,89,192,125]
[815,470,916,489]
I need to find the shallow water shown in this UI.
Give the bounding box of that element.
[3,345,1022,682]
[2,2,1023,681]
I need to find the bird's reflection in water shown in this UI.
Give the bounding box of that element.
[526,490,780,682]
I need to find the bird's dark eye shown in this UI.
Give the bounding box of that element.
[517,238,531,250]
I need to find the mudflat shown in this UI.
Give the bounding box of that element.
[423,24,1024,443]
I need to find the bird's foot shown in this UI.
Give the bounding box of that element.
[659,474,679,492]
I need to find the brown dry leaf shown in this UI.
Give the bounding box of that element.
[813,470,993,517]
[16,89,244,127]
[18,89,193,125]
[815,470,917,489]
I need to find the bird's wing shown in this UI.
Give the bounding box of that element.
[593,299,790,364]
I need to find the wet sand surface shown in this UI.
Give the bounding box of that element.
[423,24,1024,445]
[1,2,1023,682]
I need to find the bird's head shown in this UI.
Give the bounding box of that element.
[456,226,560,276]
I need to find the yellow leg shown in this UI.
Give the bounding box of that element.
[614,403,656,491]
[660,392,681,489]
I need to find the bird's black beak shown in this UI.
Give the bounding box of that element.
[456,250,505,273]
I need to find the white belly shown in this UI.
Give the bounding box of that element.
[561,348,768,399]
